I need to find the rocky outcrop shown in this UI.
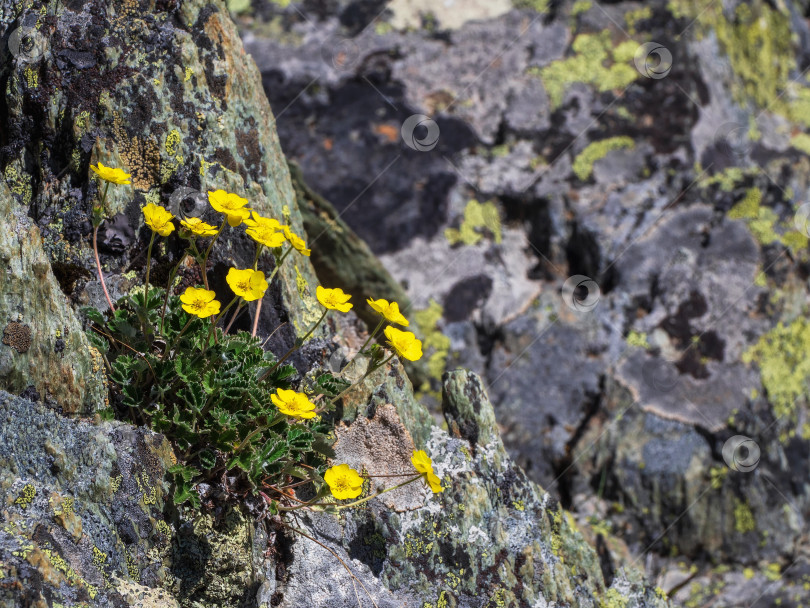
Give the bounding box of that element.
[239,0,810,604]
[0,0,665,606]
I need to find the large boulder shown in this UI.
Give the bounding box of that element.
[0,0,666,605]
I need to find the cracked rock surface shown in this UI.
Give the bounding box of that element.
[240,0,810,604]
[0,0,667,605]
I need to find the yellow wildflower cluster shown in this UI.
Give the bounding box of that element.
[89,164,442,515]
[323,449,443,501]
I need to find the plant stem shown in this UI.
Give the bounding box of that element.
[200,221,225,290]
[91,181,115,312]
[163,317,194,359]
[259,308,328,381]
[93,225,116,312]
[251,300,263,338]
[201,296,238,354]
[328,353,395,407]
[160,255,186,334]
[234,414,284,451]
[224,300,244,334]
[143,232,157,312]
[357,317,385,356]
[252,246,293,338]
[334,475,422,510]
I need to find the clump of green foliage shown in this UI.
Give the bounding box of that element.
[84,164,439,521]
[84,289,345,508]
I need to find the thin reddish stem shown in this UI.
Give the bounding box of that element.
[93,225,116,312]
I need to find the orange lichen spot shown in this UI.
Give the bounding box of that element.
[3,322,31,353]
[373,123,399,143]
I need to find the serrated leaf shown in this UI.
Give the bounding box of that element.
[81,306,106,325]
[198,449,217,470]
[86,330,110,354]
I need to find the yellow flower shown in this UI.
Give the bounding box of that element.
[179,286,221,318]
[142,203,175,236]
[90,162,131,185]
[367,298,409,326]
[324,464,364,500]
[271,388,317,419]
[246,225,286,248]
[243,211,283,231]
[208,189,251,227]
[180,217,219,237]
[226,267,268,302]
[316,286,353,312]
[283,226,311,256]
[411,450,443,493]
[384,326,422,361]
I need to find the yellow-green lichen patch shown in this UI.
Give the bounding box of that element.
[743,318,810,422]
[513,0,550,13]
[709,466,728,490]
[134,471,158,506]
[572,137,635,181]
[14,484,36,509]
[625,5,652,34]
[728,187,761,220]
[533,32,640,109]
[790,132,810,155]
[445,199,502,246]
[4,163,33,206]
[50,494,82,540]
[733,499,756,533]
[626,330,649,349]
[673,1,799,120]
[571,0,592,17]
[727,188,808,253]
[602,587,630,608]
[413,300,451,389]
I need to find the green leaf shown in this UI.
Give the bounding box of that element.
[81,306,106,325]
[86,329,110,354]
[287,427,313,451]
[198,449,217,470]
[173,482,200,508]
[202,370,218,394]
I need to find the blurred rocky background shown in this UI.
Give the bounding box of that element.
[235,0,810,605]
[3,0,810,604]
